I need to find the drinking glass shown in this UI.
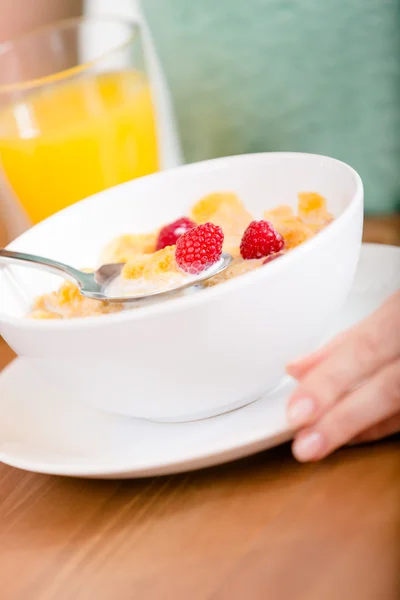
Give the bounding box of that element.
[0,16,159,224]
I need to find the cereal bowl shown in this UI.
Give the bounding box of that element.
[0,153,363,421]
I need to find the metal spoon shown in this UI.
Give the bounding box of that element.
[0,248,232,303]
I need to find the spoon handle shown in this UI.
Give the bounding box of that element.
[0,248,87,288]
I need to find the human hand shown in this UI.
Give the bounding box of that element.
[286,290,400,461]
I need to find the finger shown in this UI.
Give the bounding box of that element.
[349,413,400,444]
[287,332,348,378]
[288,291,400,379]
[287,292,400,428]
[291,358,400,461]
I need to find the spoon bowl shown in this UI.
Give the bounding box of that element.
[0,249,232,303]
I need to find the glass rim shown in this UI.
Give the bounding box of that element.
[0,15,140,95]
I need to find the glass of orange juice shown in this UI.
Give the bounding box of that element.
[0,17,159,224]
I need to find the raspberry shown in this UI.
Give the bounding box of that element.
[156,217,196,251]
[175,222,224,274]
[240,220,284,259]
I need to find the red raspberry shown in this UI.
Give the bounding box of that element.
[240,220,284,259]
[156,217,196,251]
[175,222,224,274]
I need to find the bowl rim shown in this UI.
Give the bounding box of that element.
[1,152,363,331]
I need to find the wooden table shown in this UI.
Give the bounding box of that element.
[1,218,399,600]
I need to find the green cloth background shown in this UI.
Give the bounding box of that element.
[142,0,400,214]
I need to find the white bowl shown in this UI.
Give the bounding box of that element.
[0,153,363,421]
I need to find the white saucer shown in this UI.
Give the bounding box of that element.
[1,244,399,479]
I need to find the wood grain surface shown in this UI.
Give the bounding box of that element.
[0,218,399,600]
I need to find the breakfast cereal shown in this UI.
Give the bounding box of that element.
[28,191,332,319]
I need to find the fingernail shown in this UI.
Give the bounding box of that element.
[287,397,315,426]
[293,431,323,461]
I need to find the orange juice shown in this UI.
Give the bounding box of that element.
[0,70,159,223]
